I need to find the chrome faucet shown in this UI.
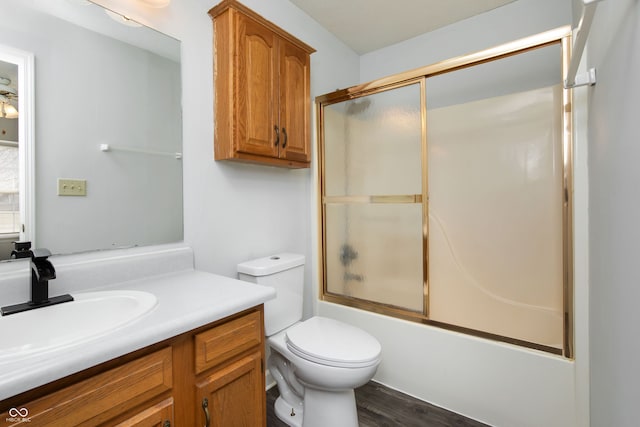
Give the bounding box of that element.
[1,249,74,316]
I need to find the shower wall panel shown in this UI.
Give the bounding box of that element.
[427,85,564,348]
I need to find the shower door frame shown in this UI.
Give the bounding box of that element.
[316,26,574,358]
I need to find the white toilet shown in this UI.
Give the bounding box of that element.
[237,253,381,427]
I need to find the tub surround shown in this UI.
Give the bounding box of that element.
[0,243,275,401]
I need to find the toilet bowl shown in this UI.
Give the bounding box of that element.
[237,254,381,427]
[269,316,381,427]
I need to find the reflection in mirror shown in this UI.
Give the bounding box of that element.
[0,45,33,261]
[0,0,183,260]
[0,71,19,259]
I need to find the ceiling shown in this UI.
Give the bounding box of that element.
[288,0,517,54]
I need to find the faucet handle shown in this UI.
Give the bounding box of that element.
[11,241,32,259]
[31,248,52,260]
[31,248,56,282]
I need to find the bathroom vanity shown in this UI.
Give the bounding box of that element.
[0,244,275,426]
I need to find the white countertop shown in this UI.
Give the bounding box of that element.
[0,268,275,401]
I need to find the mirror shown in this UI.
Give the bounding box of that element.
[0,0,183,260]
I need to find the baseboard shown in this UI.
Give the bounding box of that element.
[265,368,276,390]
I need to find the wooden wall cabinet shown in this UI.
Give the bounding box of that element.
[0,307,265,427]
[209,0,315,168]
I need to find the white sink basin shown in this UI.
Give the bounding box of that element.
[0,290,157,361]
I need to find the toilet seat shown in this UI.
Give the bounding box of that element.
[285,317,381,368]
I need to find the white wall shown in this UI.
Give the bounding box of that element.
[92,0,360,320]
[360,0,572,83]
[587,1,640,426]
[318,0,586,426]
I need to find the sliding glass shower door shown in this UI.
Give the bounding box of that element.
[318,28,573,356]
[322,81,426,313]
[426,43,565,349]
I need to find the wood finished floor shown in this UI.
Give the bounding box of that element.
[267,381,489,427]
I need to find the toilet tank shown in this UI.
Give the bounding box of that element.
[237,253,305,336]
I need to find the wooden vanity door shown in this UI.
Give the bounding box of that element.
[235,13,280,159]
[195,351,265,427]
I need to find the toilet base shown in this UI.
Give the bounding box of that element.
[274,388,359,427]
[302,387,359,427]
[275,395,303,427]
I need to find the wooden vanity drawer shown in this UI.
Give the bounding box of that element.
[194,310,262,374]
[112,397,174,427]
[0,347,173,427]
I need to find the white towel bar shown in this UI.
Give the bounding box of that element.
[99,143,182,159]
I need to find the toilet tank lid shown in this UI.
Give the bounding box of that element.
[237,253,305,276]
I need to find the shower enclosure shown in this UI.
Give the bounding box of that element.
[317,27,574,357]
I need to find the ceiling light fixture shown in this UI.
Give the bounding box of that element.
[0,77,18,119]
[0,80,17,97]
[137,0,171,8]
[1,102,18,119]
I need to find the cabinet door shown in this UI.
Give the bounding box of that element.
[112,398,174,427]
[196,351,264,427]
[279,39,311,163]
[236,13,279,158]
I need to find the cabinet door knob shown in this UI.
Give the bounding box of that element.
[282,127,288,149]
[163,421,171,427]
[274,125,280,147]
[202,397,211,427]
